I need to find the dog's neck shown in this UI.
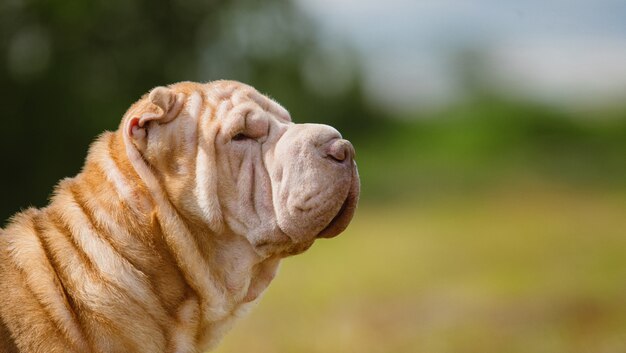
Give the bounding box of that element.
[120,128,280,301]
[55,131,279,351]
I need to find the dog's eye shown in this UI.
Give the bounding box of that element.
[232,133,252,141]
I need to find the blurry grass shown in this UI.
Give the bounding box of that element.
[215,180,626,353]
[351,100,626,204]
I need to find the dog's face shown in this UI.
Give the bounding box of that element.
[124,81,359,258]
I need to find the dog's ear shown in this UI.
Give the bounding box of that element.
[126,86,186,140]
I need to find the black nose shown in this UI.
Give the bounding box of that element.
[326,139,355,163]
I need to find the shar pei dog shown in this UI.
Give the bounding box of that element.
[0,81,360,353]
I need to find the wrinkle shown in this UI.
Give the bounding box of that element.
[125,121,231,325]
[249,159,257,224]
[12,262,75,352]
[235,151,245,181]
[48,209,143,353]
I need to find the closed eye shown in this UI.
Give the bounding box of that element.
[232,133,252,141]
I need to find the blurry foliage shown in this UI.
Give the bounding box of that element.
[357,97,626,203]
[355,45,626,202]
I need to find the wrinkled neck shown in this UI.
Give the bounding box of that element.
[120,128,276,318]
[70,131,154,228]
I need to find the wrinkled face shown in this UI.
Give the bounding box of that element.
[128,81,359,258]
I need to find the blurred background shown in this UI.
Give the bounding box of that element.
[1,0,626,352]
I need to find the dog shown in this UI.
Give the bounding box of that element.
[0,81,359,353]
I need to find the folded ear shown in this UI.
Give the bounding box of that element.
[126,86,186,139]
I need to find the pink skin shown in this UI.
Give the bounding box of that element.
[212,94,359,258]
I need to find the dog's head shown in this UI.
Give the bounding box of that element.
[122,81,359,258]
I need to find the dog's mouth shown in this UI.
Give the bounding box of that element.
[316,167,360,239]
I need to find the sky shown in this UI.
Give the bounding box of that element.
[295,0,626,112]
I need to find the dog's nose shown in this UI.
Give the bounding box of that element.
[326,139,355,163]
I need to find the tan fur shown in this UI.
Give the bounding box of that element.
[0,81,359,353]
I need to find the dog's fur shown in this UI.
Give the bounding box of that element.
[0,81,359,353]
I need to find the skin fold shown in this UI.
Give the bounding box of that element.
[0,81,359,353]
